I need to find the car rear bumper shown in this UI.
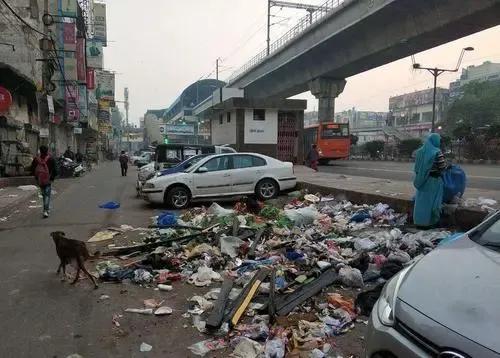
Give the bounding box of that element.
[364,308,429,358]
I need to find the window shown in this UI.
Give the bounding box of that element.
[233,155,267,169]
[253,109,265,121]
[421,112,432,123]
[219,114,223,125]
[321,123,349,138]
[410,113,420,124]
[202,156,231,172]
[226,112,231,123]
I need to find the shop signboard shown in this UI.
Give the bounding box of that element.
[61,0,78,17]
[63,22,76,51]
[86,40,103,69]
[93,3,107,46]
[76,38,86,81]
[95,70,115,101]
[164,124,195,136]
[86,68,95,89]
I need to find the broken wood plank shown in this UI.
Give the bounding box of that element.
[247,227,266,259]
[224,268,269,326]
[269,268,276,323]
[275,268,337,316]
[206,278,234,330]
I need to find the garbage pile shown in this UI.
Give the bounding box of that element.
[94,192,451,357]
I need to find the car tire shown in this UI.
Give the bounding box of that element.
[165,186,190,209]
[255,179,279,201]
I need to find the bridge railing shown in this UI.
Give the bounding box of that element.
[228,0,345,84]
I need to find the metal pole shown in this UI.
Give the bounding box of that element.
[216,58,219,80]
[266,0,271,56]
[431,69,437,133]
[124,87,130,152]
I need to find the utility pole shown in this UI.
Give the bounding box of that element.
[216,58,220,80]
[412,47,473,132]
[266,0,329,56]
[124,87,129,152]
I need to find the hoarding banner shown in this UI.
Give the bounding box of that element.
[164,124,195,136]
[98,109,110,121]
[65,83,79,122]
[86,68,95,89]
[98,121,112,133]
[76,38,86,81]
[93,3,107,46]
[86,40,103,69]
[63,52,77,81]
[95,70,115,101]
[63,22,76,51]
[61,0,78,17]
[78,84,88,118]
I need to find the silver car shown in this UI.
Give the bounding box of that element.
[365,211,500,358]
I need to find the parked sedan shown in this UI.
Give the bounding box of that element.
[142,153,296,209]
[365,211,500,358]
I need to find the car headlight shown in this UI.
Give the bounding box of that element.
[144,182,155,189]
[377,265,412,326]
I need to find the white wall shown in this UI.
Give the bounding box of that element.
[244,109,278,144]
[211,110,236,145]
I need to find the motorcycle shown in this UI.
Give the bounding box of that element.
[57,157,85,178]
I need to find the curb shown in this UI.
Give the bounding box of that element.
[298,181,488,230]
[0,176,36,189]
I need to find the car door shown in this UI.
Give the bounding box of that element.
[192,156,233,197]
[231,155,267,194]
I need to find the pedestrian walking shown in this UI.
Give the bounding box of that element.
[31,145,57,218]
[119,150,129,176]
[413,133,446,228]
[63,146,75,161]
[306,144,319,172]
[75,150,84,164]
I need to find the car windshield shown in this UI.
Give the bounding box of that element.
[182,156,205,172]
[470,213,500,251]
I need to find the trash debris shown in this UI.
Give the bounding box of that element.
[99,294,110,300]
[139,342,153,352]
[188,338,227,356]
[154,306,173,315]
[88,230,119,242]
[18,185,38,191]
[98,201,120,209]
[125,308,153,315]
[90,192,452,357]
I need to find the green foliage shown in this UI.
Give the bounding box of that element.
[350,134,359,146]
[259,205,281,220]
[398,138,422,157]
[363,140,385,158]
[444,81,500,137]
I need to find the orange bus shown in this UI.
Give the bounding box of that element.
[304,122,350,164]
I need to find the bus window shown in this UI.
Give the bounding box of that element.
[321,124,349,138]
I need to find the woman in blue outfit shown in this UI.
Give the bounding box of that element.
[413,133,446,227]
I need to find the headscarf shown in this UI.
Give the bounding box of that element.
[413,133,441,189]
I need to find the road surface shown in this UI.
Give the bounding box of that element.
[0,162,215,357]
[320,160,500,191]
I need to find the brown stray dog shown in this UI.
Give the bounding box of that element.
[51,231,99,288]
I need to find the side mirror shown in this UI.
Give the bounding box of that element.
[197,167,208,173]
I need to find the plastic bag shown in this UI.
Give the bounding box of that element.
[207,203,234,217]
[350,210,371,223]
[188,338,227,356]
[98,201,120,209]
[353,238,377,251]
[230,337,263,358]
[442,165,466,203]
[372,203,390,218]
[264,338,285,358]
[157,212,177,227]
[220,236,244,258]
[190,265,222,286]
[338,266,363,288]
[133,269,153,284]
[284,206,320,225]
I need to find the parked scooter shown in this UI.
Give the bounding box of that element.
[57,157,84,177]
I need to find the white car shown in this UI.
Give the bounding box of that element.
[142,153,297,209]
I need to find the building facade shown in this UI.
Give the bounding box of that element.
[449,61,500,98]
[388,88,449,138]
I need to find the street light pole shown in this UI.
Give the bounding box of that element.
[412,47,474,132]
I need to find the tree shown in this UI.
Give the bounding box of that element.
[364,140,385,158]
[444,81,500,136]
[398,138,422,157]
[350,134,359,146]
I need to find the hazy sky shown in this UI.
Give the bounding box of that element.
[104,0,500,125]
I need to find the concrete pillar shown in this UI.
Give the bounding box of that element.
[309,78,346,123]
